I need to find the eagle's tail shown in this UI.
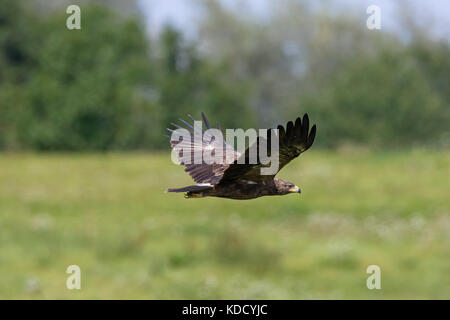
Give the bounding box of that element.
[167,184,213,199]
[166,184,213,193]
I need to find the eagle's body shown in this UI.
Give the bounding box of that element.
[166,113,316,200]
[186,178,294,200]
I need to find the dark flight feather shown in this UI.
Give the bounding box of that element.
[220,113,316,182]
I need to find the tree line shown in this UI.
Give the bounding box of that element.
[0,0,448,151]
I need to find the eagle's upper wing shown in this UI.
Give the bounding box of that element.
[167,113,240,185]
[220,114,316,182]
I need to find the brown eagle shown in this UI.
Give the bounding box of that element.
[166,113,316,200]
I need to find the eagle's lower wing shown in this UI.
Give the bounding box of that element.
[220,114,316,182]
[167,113,239,185]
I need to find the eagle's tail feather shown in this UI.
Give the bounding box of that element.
[166,184,212,193]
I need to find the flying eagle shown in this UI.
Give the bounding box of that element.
[166,113,316,200]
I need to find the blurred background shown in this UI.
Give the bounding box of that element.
[0,0,448,299]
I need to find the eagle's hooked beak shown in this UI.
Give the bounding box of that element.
[289,185,301,193]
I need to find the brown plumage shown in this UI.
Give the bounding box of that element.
[166,113,316,200]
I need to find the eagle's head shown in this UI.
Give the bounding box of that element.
[274,178,301,195]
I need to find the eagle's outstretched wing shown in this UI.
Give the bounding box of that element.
[167,113,239,185]
[220,114,316,182]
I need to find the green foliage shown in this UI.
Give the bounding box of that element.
[1,4,158,150]
[198,1,450,149]
[300,46,450,148]
[0,0,448,150]
[156,26,254,141]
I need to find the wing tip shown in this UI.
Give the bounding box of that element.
[201,112,211,129]
[307,124,317,148]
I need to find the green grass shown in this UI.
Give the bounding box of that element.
[0,150,448,299]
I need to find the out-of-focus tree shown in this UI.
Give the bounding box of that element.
[0,0,40,148]
[1,2,157,150]
[0,0,255,150]
[299,47,449,147]
[197,0,449,148]
[155,25,254,136]
[0,0,448,150]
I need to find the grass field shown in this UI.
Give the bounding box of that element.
[0,150,448,299]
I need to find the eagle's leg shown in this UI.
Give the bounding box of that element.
[184,191,204,198]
